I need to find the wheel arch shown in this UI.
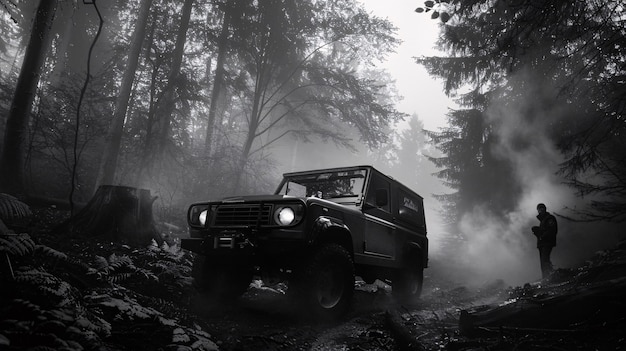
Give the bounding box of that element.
[403,240,426,268]
[310,216,354,257]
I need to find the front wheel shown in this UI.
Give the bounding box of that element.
[191,254,253,300]
[296,244,355,319]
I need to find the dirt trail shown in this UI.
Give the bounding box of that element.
[188,254,626,351]
[188,277,507,351]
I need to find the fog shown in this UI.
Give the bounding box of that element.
[446,70,625,287]
[263,70,625,289]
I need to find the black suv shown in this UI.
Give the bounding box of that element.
[182,165,428,317]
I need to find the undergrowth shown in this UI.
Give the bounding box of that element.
[0,214,217,351]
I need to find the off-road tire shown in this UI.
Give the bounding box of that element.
[192,254,253,300]
[297,244,355,319]
[392,260,424,303]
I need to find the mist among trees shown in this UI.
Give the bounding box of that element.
[0,0,412,219]
[1,0,624,270]
[419,0,625,222]
[415,0,625,281]
[2,2,626,350]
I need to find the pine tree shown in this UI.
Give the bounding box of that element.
[417,0,626,222]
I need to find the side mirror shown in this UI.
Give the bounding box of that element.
[375,188,388,207]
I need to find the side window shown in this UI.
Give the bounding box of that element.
[366,173,390,212]
[398,189,425,227]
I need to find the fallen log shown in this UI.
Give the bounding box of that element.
[459,276,626,335]
[384,309,427,351]
[55,185,162,247]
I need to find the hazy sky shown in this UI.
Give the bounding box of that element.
[359,0,455,131]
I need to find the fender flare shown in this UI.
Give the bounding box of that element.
[309,216,352,250]
[403,241,426,267]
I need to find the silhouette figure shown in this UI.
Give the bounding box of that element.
[531,203,557,279]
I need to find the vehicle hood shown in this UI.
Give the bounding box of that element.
[304,196,362,214]
[218,194,300,203]
[217,195,361,215]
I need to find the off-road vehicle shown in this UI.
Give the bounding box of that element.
[182,165,428,317]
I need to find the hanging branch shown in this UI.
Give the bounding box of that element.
[70,0,103,215]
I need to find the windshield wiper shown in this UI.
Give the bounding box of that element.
[328,194,359,198]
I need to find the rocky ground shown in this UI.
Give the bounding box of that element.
[1,205,625,350]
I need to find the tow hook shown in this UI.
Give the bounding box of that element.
[242,238,255,248]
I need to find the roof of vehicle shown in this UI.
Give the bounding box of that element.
[282,165,423,200]
[282,165,373,177]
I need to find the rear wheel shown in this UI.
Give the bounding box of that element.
[192,254,253,300]
[297,244,355,319]
[392,259,424,303]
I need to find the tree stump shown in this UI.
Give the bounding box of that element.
[57,185,162,247]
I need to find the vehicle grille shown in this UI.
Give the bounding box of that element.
[213,204,272,227]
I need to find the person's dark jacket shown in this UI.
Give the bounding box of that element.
[532,212,558,248]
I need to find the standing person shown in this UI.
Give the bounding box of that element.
[531,203,558,279]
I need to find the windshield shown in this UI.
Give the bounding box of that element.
[277,169,367,200]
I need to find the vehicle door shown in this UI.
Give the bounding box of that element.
[362,172,395,259]
[394,186,427,262]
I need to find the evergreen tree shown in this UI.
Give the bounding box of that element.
[417,0,626,222]
[95,0,153,190]
[225,0,404,191]
[0,0,57,196]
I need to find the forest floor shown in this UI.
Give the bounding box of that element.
[1,205,625,351]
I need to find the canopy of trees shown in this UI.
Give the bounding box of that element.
[0,0,406,216]
[417,0,626,225]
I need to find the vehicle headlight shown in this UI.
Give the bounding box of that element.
[188,205,210,227]
[199,210,208,226]
[273,204,303,226]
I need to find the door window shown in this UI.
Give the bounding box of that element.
[365,173,390,212]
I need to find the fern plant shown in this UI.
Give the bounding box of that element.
[90,253,159,284]
[13,268,79,308]
[0,193,32,230]
[1,298,108,350]
[1,203,219,350]
[34,245,68,261]
[1,233,36,280]
[0,233,36,257]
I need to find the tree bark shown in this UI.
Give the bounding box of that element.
[139,0,194,179]
[205,10,230,157]
[232,56,269,192]
[94,0,153,191]
[0,0,57,196]
[56,185,162,247]
[154,0,194,158]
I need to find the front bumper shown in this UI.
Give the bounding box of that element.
[181,227,308,258]
[181,236,255,255]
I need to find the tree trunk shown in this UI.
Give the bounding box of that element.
[232,67,266,192]
[140,0,194,178]
[0,0,57,196]
[155,0,194,156]
[205,10,230,157]
[94,0,153,191]
[136,19,161,183]
[57,185,162,247]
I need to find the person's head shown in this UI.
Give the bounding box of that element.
[536,203,547,214]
